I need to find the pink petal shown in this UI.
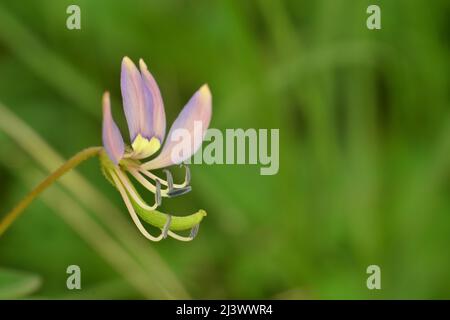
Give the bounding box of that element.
[142,84,212,170]
[139,59,166,143]
[102,92,125,164]
[121,57,153,142]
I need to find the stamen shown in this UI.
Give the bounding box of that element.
[128,168,171,197]
[164,169,174,191]
[155,179,162,206]
[164,169,192,197]
[182,164,191,187]
[139,165,190,188]
[130,168,191,198]
[114,168,160,211]
[162,215,172,239]
[110,170,164,242]
[167,186,192,197]
[166,224,200,242]
[190,224,200,238]
[138,169,167,185]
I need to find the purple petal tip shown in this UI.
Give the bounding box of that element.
[102,92,125,164]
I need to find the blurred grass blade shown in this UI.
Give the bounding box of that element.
[0,4,101,118]
[0,267,41,299]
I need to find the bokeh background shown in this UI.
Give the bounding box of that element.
[0,0,449,299]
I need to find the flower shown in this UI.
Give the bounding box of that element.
[100,57,211,242]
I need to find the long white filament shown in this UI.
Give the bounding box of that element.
[128,168,170,197]
[167,230,194,242]
[110,170,164,242]
[114,168,159,211]
[112,169,196,242]
[139,168,187,189]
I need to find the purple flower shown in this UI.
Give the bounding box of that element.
[101,57,212,242]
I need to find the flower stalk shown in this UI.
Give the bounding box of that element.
[0,146,103,236]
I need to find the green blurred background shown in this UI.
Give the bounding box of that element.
[0,0,449,299]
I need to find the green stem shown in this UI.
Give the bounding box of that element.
[0,146,103,236]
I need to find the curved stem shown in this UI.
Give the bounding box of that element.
[0,146,103,236]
